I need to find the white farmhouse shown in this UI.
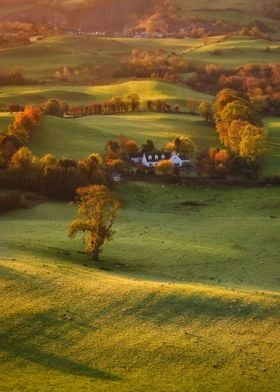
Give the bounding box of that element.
[129,152,191,168]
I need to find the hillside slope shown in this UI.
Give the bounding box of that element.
[0,0,278,34]
[0,184,279,391]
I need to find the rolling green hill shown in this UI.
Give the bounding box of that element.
[0,80,212,107]
[183,36,280,68]
[0,0,279,35]
[0,183,279,391]
[28,113,217,160]
[0,35,279,82]
[0,2,279,391]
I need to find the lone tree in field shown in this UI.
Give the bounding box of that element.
[199,101,213,123]
[69,185,122,261]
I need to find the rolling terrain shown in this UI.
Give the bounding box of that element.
[0,183,279,391]
[0,35,279,81]
[0,80,212,107]
[1,0,279,34]
[0,2,279,391]
[0,78,279,175]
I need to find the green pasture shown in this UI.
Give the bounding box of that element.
[26,112,216,160]
[0,80,213,107]
[0,110,279,176]
[0,183,279,391]
[0,35,279,81]
[184,37,280,68]
[263,117,280,176]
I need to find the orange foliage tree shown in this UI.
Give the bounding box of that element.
[9,105,42,144]
[156,160,174,175]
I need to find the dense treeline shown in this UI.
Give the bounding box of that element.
[0,147,109,200]
[188,64,280,115]
[0,105,42,168]
[262,0,280,20]
[0,21,60,47]
[0,68,35,86]
[40,94,140,117]
[3,94,205,118]
[196,88,267,179]
[113,49,187,80]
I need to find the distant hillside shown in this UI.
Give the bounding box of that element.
[0,0,279,34]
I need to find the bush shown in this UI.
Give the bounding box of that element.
[156,160,174,175]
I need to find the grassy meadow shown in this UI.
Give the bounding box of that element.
[0,35,279,81]
[27,112,216,160]
[0,80,213,107]
[184,37,280,68]
[0,13,279,390]
[0,183,279,391]
[0,108,279,176]
[263,118,280,176]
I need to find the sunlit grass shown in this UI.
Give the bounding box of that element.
[0,183,279,391]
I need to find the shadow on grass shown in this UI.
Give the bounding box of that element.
[122,292,280,323]
[5,242,87,267]
[0,310,120,382]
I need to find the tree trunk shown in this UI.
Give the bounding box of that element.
[92,249,99,261]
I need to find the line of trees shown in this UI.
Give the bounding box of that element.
[194,88,266,179]
[40,95,140,117]
[8,105,42,144]
[188,64,280,116]
[0,147,109,200]
[146,100,179,113]
[214,89,266,161]
[0,105,42,168]
[113,48,188,80]
[0,68,34,86]
[262,0,280,20]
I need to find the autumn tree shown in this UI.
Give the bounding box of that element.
[9,105,42,144]
[79,153,105,183]
[227,120,266,160]
[141,139,156,153]
[199,101,213,123]
[165,136,195,157]
[156,160,174,175]
[216,100,261,128]
[214,90,266,162]
[196,147,230,178]
[10,147,35,170]
[105,140,122,160]
[43,99,68,116]
[69,185,122,261]
[40,153,57,168]
[126,94,140,111]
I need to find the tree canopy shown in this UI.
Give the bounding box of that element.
[69,185,122,261]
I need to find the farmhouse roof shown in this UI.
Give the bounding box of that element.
[145,152,172,161]
[129,153,143,159]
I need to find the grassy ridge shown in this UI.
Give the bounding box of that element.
[1,183,279,291]
[0,80,213,107]
[27,112,217,160]
[0,35,279,80]
[0,184,279,391]
[185,37,280,68]
[1,111,279,176]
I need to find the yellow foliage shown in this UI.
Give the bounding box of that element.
[69,185,122,261]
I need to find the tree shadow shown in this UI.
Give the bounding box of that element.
[121,292,279,324]
[0,310,120,381]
